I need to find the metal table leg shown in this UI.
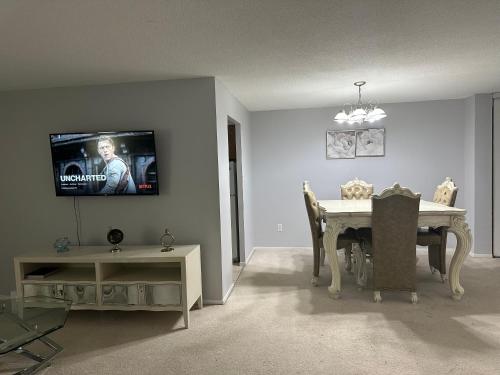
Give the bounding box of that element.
[13,336,63,375]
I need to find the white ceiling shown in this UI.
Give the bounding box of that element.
[1,0,500,111]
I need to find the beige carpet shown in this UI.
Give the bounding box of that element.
[2,248,500,375]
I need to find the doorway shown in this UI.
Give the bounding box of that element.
[228,119,243,281]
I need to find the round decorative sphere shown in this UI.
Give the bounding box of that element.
[107,229,124,245]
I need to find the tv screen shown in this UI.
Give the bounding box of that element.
[50,131,158,196]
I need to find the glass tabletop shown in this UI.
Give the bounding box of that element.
[0,295,71,354]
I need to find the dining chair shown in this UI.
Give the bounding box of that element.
[371,183,421,303]
[417,177,458,282]
[340,178,373,275]
[303,181,358,286]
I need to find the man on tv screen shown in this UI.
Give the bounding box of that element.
[97,136,136,194]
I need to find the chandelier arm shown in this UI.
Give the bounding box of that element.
[334,81,386,124]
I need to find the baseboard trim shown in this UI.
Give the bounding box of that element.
[251,246,346,256]
[470,252,492,258]
[205,257,249,306]
[240,246,256,265]
[204,282,236,305]
[222,282,236,303]
[248,246,494,259]
[204,299,223,305]
[220,250,255,304]
[251,246,312,250]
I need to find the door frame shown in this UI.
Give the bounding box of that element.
[492,94,500,257]
[227,116,246,264]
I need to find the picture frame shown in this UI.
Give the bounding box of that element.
[355,128,385,157]
[326,130,356,159]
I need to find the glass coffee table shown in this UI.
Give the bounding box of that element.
[0,295,71,374]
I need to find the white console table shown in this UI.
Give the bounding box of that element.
[14,245,202,328]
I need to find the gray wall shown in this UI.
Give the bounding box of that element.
[249,99,467,247]
[214,79,252,300]
[0,78,227,301]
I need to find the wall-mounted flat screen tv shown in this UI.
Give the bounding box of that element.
[50,131,158,196]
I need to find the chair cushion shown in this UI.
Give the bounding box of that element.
[355,227,372,241]
[354,227,372,255]
[334,227,372,254]
[337,232,357,250]
[320,230,357,249]
[416,227,441,246]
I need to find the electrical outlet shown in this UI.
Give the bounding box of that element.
[277,224,283,232]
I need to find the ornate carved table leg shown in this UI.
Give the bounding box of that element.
[323,220,344,299]
[448,216,472,300]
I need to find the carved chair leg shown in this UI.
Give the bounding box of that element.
[352,243,367,288]
[428,244,444,276]
[352,245,359,288]
[311,240,320,286]
[344,247,352,272]
[311,276,319,286]
[440,273,447,283]
[411,292,418,304]
[374,291,382,303]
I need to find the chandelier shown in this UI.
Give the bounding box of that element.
[334,81,387,124]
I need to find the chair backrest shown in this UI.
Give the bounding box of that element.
[303,181,322,241]
[432,177,458,246]
[303,180,312,193]
[341,178,374,200]
[433,177,458,207]
[372,183,421,292]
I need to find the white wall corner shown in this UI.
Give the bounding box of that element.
[205,281,236,305]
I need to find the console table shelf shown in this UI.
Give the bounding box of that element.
[21,267,96,284]
[100,265,182,284]
[14,245,202,328]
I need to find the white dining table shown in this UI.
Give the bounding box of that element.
[318,199,472,300]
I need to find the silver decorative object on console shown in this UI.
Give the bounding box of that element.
[160,228,175,252]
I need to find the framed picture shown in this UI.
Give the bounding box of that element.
[355,128,385,157]
[326,131,356,159]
